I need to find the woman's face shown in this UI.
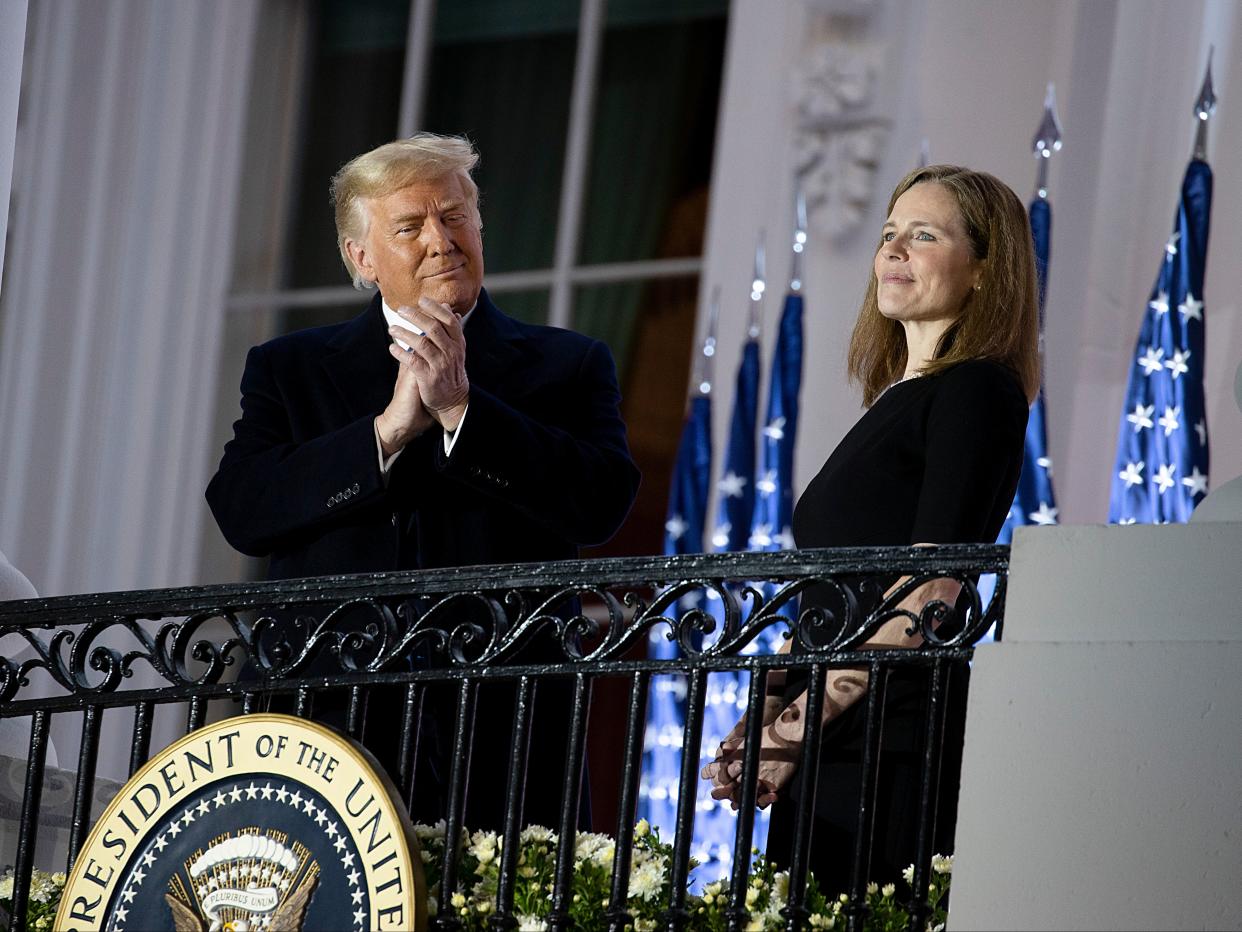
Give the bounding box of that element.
[874,182,981,326]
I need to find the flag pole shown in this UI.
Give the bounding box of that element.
[1031,82,1062,201]
[1192,46,1216,161]
[748,232,767,341]
[694,286,721,397]
[790,184,807,294]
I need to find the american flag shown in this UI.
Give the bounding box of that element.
[641,335,715,837]
[690,310,762,884]
[998,195,1059,539]
[710,333,760,553]
[689,241,807,886]
[749,289,804,554]
[1109,158,1212,524]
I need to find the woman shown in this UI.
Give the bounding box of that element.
[703,164,1039,891]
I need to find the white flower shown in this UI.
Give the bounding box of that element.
[809,915,835,929]
[517,916,547,931]
[468,830,499,865]
[627,861,665,901]
[902,864,915,885]
[572,831,613,865]
[0,874,14,899]
[771,871,789,908]
[881,883,895,898]
[931,854,953,875]
[634,818,650,837]
[414,819,447,841]
[520,824,556,846]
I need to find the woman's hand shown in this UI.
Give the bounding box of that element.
[701,697,805,810]
[700,695,785,790]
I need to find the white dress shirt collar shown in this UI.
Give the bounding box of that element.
[381,298,477,350]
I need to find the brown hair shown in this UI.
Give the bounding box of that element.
[846,164,1040,405]
[330,133,481,289]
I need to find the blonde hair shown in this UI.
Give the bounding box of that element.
[330,133,481,289]
[846,164,1040,405]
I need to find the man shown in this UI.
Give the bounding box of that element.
[207,133,640,829]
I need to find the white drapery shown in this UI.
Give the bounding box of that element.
[0,0,259,597]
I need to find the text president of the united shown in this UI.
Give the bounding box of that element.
[205,133,641,828]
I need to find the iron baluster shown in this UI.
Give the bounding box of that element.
[66,705,102,871]
[11,710,50,932]
[128,699,154,777]
[493,675,535,928]
[549,673,593,930]
[664,667,709,930]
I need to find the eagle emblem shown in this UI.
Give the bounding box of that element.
[162,830,318,932]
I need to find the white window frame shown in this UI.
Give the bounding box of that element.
[224,0,705,325]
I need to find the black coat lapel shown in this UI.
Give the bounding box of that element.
[320,293,399,423]
[465,288,527,394]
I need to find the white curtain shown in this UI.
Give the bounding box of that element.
[0,0,259,597]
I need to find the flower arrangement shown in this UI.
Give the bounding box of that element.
[0,869,67,932]
[415,818,678,929]
[0,829,950,931]
[416,818,952,931]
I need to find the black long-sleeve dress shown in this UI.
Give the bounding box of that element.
[766,358,1028,891]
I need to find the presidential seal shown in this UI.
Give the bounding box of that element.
[56,714,425,931]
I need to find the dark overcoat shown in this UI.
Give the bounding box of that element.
[207,288,641,830]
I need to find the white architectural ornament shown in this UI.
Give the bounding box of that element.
[792,4,890,241]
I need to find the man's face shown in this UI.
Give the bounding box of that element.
[347,173,484,315]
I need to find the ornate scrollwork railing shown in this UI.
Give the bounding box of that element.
[0,544,1009,932]
[0,545,1007,710]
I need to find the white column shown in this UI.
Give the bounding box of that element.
[0,0,260,595]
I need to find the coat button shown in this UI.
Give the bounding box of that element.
[326,498,334,508]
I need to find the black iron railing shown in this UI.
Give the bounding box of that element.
[0,545,1008,931]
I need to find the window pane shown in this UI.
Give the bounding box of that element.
[577,7,727,265]
[484,288,550,327]
[280,302,368,337]
[574,276,699,558]
[286,0,411,290]
[422,1,580,274]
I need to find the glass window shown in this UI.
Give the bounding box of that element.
[422,6,578,278]
[286,0,412,291]
[578,9,726,265]
[481,288,550,326]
